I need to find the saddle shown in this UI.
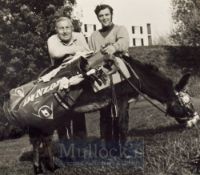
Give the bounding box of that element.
[38,51,131,92]
[3,51,131,128]
[89,55,131,92]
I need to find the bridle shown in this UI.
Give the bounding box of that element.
[111,58,195,118]
[175,91,191,107]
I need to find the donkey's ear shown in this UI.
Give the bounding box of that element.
[175,73,191,92]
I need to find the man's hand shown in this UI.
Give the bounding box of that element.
[59,75,84,90]
[101,45,116,55]
[69,75,84,86]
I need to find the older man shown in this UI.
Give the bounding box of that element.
[89,4,130,145]
[47,17,89,139]
[48,17,90,66]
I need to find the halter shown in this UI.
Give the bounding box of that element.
[174,90,200,127]
[175,91,191,107]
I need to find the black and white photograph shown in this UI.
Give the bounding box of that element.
[0,0,200,174]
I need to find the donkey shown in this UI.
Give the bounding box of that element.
[2,54,199,174]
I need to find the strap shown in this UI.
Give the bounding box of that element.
[110,74,119,118]
[113,60,166,114]
[54,92,69,110]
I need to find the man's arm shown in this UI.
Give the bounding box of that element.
[88,33,96,52]
[102,26,129,55]
[76,32,90,51]
[113,26,129,52]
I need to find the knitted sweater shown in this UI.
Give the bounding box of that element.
[88,24,129,55]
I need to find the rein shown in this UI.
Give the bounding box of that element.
[113,60,167,114]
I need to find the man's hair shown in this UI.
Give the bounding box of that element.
[55,16,72,27]
[94,4,113,16]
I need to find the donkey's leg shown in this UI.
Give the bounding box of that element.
[42,135,55,172]
[56,120,69,140]
[57,125,69,140]
[56,112,72,140]
[72,112,87,139]
[100,105,112,142]
[32,139,42,174]
[29,133,42,174]
[117,96,129,146]
[113,117,119,143]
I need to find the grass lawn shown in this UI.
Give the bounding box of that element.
[0,98,200,175]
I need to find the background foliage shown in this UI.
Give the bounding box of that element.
[0,0,79,95]
[171,0,200,46]
[129,46,200,97]
[0,0,81,135]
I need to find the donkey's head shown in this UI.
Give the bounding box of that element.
[166,73,199,127]
[121,56,199,127]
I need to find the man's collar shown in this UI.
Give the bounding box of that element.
[100,23,114,32]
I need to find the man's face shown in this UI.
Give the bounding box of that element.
[97,8,112,27]
[56,19,73,43]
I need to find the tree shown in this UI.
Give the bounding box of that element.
[0,0,83,136]
[0,0,80,94]
[171,0,200,46]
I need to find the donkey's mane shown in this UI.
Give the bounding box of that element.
[123,55,173,85]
